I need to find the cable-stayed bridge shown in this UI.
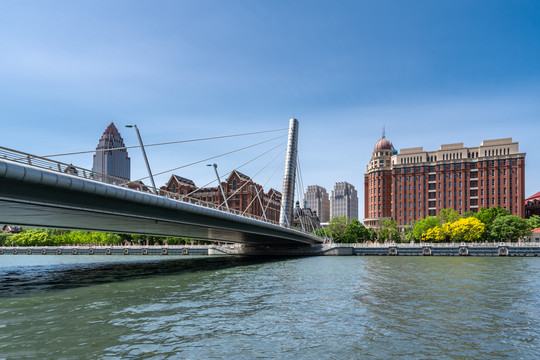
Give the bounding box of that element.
[0,119,326,249]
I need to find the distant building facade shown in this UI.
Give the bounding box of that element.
[364,135,526,229]
[525,191,540,218]
[93,122,130,184]
[161,170,282,223]
[304,185,330,223]
[531,228,540,243]
[1,225,22,234]
[292,201,321,233]
[331,182,358,220]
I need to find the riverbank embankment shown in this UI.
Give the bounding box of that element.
[1,243,539,256]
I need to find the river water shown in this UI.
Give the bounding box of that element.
[0,255,538,360]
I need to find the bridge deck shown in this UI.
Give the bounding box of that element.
[0,158,323,245]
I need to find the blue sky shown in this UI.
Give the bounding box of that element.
[1,0,539,220]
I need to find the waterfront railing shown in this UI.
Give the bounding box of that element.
[329,242,540,248]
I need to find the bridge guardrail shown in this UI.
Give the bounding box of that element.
[0,146,319,237]
[329,242,540,248]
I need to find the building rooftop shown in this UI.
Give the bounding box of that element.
[374,136,394,151]
[172,174,196,187]
[103,122,122,137]
[526,191,540,202]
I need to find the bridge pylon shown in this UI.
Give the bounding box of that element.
[279,118,299,227]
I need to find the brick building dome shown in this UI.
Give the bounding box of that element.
[374,136,393,151]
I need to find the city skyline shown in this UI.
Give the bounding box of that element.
[1,1,539,221]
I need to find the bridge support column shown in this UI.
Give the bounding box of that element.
[279,118,299,227]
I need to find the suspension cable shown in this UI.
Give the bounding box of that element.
[273,165,290,227]
[40,128,288,158]
[262,160,285,218]
[242,157,285,217]
[219,146,286,207]
[186,140,285,197]
[130,134,286,183]
[294,173,306,232]
[296,156,306,207]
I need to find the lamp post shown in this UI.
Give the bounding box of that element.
[207,163,230,212]
[125,124,157,194]
[249,184,267,220]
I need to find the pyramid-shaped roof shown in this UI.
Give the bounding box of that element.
[103,122,121,137]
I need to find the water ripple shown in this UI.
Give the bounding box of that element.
[0,256,538,359]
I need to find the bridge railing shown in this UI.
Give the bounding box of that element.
[0,146,302,232]
[329,242,540,248]
[0,146,130,185]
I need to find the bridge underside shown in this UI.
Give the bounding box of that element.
[0,175,321,246]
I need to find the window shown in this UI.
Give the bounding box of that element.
[232,179,237,191]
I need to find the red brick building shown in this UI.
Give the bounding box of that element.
[364,136,526,229]
[161,171,282,223]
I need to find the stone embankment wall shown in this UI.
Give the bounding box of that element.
[1,243,539,256]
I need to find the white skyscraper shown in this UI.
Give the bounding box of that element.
[331,182,358,220]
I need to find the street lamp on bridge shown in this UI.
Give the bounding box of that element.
[207,163,230,212]
[125,124,157,194]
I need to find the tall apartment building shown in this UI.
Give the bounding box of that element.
[304,185,330,223]
[331,182,358,220]
[93,122,130,184]
[364,134,526,229]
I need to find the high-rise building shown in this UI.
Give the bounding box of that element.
[364,135,526,229]
[304,185,330,223]
[93,122,130,184]
[331,182,358,220]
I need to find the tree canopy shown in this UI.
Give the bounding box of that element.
[490,215,530,242]
[317,216,375,243]
[412,206,526,243]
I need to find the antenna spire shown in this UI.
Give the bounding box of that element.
[382,126,386,139]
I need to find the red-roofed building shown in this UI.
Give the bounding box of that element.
[530,228,540,243]
[161,170,282,223]
[525,191,540,218]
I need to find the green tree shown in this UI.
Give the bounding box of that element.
[527,215,540,231]
[343,219,371,243]
[437,209,459,224]
[366,227,377,242]
[475,206,512,240]
[0,232,11,246]
[402,225,415,242]
[326,216,350,243]
[378,219,400,242]
[461,211,477,219]
[491,215,530,242]
[412,217,440,241]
